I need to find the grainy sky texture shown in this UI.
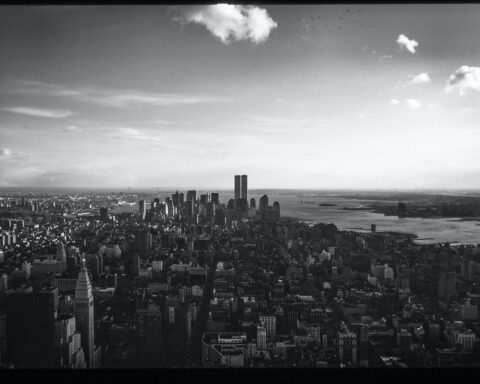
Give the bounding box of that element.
[1,5,480,189]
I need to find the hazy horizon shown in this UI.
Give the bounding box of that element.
[2,5,480,189]
[2,186,480,195]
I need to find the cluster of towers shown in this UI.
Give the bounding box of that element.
[227,175,280,220]
[4,254,100,368]
[136,174,280,223]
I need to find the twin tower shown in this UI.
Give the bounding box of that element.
[234,175,248,200]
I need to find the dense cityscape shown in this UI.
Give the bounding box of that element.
[0,174,480,369]
[2,5,480,376]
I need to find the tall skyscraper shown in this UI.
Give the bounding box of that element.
[211,193,219,205]
[6,288,58,368]
[55,314,86,368]
[184,200,194,217]
[136,230,152,257]
[234,175,248,200]
[135,303,162,358]
[259,315,276,339]
[234,175,241,200]
[259,194,269,211]
[73,258,95,368]
[187,190,197,202]
[338,331,357,366]
[56,242,66,263]
[139,200,147,220]
[256,326,267,350]
[241,175,248,199]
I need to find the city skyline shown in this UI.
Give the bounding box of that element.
[1,5,480,189]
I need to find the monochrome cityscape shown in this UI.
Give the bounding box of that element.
[2,4,480,370]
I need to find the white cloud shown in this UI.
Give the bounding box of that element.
[9,79,229,108]
[175,4,278,44]
[396,34,418,54]
[357,114,366,119]
[428,103,440,110]
[445,66,480,95]
[2,106,73,118]
[405,99,422,109]
[0,148,11,157]
[111,127,183,150]
[390,98,423,110]
[407,72,431,85]
[63,125,82,133]
[0,147,32,161]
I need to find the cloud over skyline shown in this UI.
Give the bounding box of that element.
[390,98,423,109]
[0,148,11,157]
[6,79,230,108]
[1,5,480,189]
[173,4,278,44]
[446,66,480,95]
[407,72,431,85]
[2,106,74,118]
[396,34,419,53]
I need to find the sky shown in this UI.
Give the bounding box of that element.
[1,4,480,189]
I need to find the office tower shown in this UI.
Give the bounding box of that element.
[55,314,86,368]
[73,259,95,368]
[259,194,269,211]
[384,264,394,283]
[259,315,276,339]
[211,193,219,205]
[200,194,209,205]
[0,315,5,366]
[241,175,248,199]
[236,199,248,212]
[139,200,147,220]
[214,209,226,226]
[227,199,235,210]
[457,330,475,351]
[256,326,267,350]
[428,323,440,346]
[99,207,108,222]
[6,288,58,368]
[287,310,298,330]
[184,200,194,217]
[206,202,215,220]
[338,331,357,366]
[178,192,185,204]
[56,242,67,263]
[250,198,256,208]
[186,304,194,341]
[234,175,241,200]
[172,191,179,206]
[438,270,457,300]
[136,230,152,257]
[85,254,100,278]
[135,303,162,357]
[397,328,412,351]
[166,200,174,217]
[273,201,280,214]
[187,190,197,202]
[132,253,140,277]
[0,249,4,263]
